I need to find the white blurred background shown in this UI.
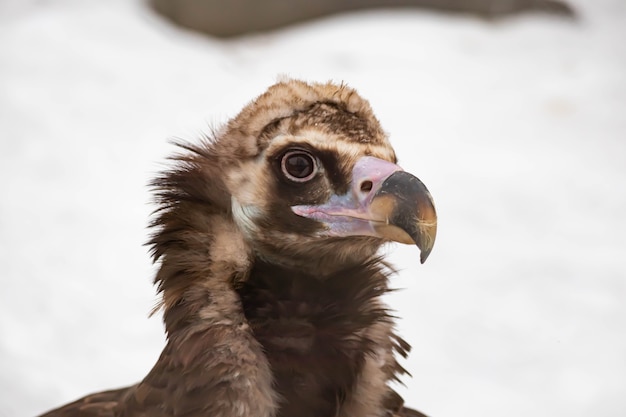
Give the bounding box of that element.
[1,1,624,416]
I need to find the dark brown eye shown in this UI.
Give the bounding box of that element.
[281,150,317,182]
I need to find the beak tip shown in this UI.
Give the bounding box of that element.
[419,246,432,264]
[415,226,436,264]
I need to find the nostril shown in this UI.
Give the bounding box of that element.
[360,180,373,193]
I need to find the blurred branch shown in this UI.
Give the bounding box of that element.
[148,0,576,38]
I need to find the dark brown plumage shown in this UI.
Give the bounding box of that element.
[39,79,437,417]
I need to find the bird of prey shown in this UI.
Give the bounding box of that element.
[39,79,437,417]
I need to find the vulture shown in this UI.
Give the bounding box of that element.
[39,79,437,417]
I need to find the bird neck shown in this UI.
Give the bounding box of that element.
[234,257,393,417]
[238,256,393,345]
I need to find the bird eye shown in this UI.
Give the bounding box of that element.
[280,150,317,182]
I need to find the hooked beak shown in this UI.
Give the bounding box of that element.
[291,156,437,263]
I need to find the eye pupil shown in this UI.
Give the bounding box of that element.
[281,150,317,182]
[287,155,312,178]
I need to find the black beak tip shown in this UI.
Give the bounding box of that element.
[419,247,432,264]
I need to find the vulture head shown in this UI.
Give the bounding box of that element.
[39,79,437,417]
[154,79,435,276]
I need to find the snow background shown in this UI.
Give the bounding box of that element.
[1,1,624,416]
